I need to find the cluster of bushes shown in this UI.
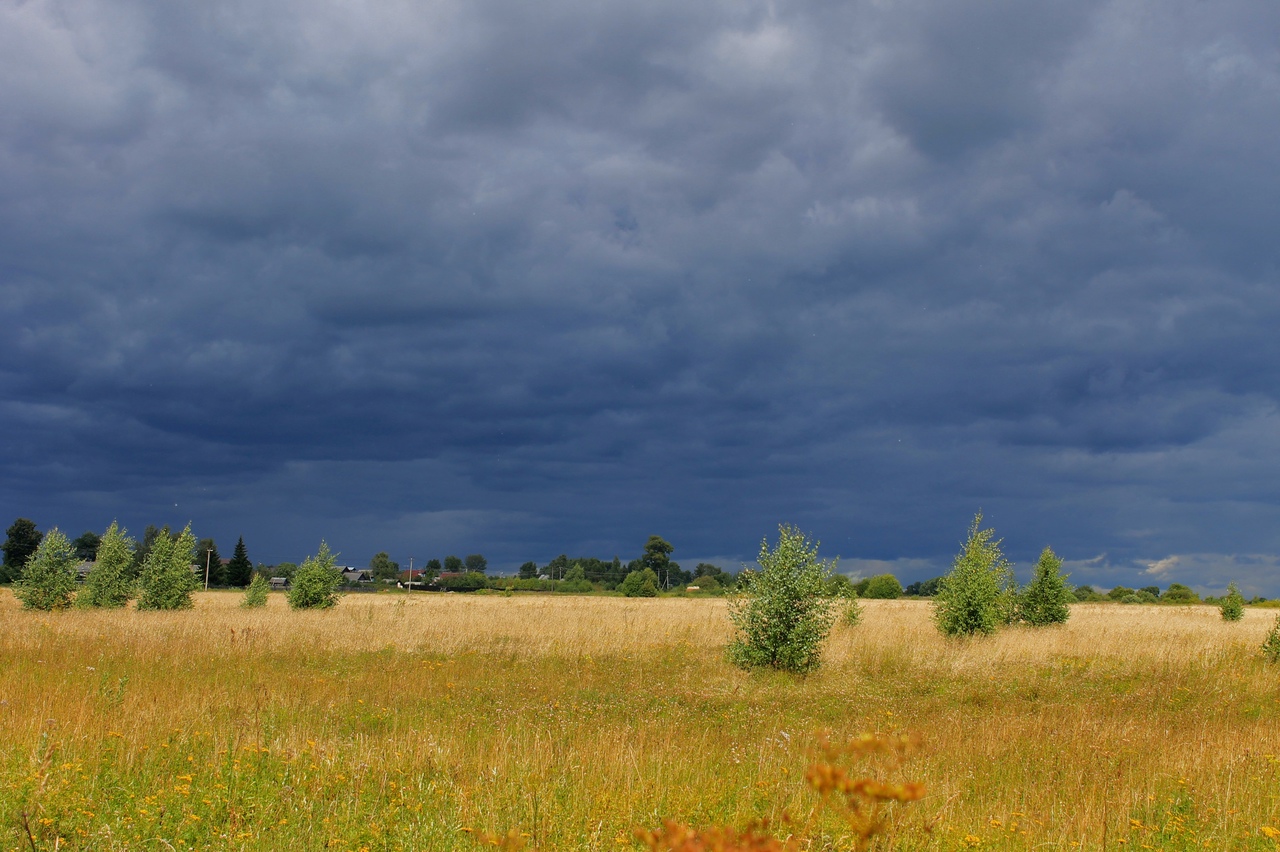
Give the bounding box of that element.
[929,514,1073,636]
[12,522,204,612]
[10,522,344,613]
[1071,582,1201,604]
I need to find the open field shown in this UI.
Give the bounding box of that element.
[2,592,1279,850]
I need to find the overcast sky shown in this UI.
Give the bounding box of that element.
[3,0,1279,594]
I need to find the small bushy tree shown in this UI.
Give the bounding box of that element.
[15,528,78,610]
[242,572,270,608]
[863,573,903,599]
[1017,546,1073,626]
[1262,614,1280,663]
[826,574,856,597]
[2,517,43,584]
[1162,583,1199,603]
[619,568,659,597]
[438,571,487,591]
[80,521,136,608]
[842,598,864,626]
[559,563,593,593]
[824,572,863,625]
[137,524,198,610]
[727,524,838,673]
[933,513,1015,637]
[369,551,400,582]
[289,542,341,609]
[1219,581,1245,622]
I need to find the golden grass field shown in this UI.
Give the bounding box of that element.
[2,591,1279,850]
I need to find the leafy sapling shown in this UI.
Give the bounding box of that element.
[242,572,270,608]
[15,528,78,611]
[933,513,1015,637]
[1016,546,1072,626]
[727,524,838,673]
[1219,581,1245,622]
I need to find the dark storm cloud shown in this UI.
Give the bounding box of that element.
[3,0,1280,593]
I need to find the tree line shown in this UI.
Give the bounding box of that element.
[2,518,254,588]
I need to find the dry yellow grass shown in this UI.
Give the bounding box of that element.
[2,591,1279,850]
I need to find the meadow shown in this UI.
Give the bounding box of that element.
[2,591,1279,850]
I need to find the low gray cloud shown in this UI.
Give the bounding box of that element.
[2,0,1279,591]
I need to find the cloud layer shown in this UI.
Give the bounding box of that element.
[3,0,1279,593]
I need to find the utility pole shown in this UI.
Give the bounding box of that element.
[204,547,212,590]
[409,556,414,591]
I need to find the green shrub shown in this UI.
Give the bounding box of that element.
[825,572,863,625]
[827,574,857,597]
[15,528,78,611]
[80,521,135,608]
[437,571,488,592]
[489,577,559,592]
[1162,583,1199,603]
[1017,546,1072,626]
[1263,615,1280,663]
[933,513,1015,637]
[242,573,270,608]
[1135,590,1158,603]
[288,542,342,609]
[687,574,721,593]
[1107,586,1135,601]
[862,573,903,599]
[727,524,838,673]
[558,563,594,593]
[1219,581,1245,622]
[137,525,198,611]
[619,568,659,597]
[842,598,864,626]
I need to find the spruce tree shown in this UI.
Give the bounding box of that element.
[15,528,77,611]
[227,537,253,587]
[80,521,136,608]
[1017,546,1073,626]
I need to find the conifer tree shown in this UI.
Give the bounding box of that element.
[227,537,253,587]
